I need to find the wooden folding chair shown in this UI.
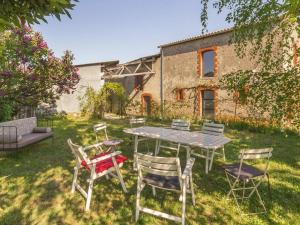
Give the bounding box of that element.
[130,117,151,167]
[135,153,195,225]
[67,139,128,211]
[93,123,123,152]
[156,119,191,157]
[189,122,225,173]
[223,148,273,214]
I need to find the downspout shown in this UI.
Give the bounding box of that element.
[160,48,164,119]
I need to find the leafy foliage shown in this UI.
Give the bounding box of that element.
[200,0,300,129]
[0,0,78,30]
[79,82,127,119]
[0,26,80,121]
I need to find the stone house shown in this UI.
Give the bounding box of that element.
[103,28,298,119]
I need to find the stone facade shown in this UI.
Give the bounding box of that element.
[160,30,258,119]
[104,28,296,119]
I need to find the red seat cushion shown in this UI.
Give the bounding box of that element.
[81,152,127,174]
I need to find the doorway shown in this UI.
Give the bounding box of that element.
[142,94,152,116]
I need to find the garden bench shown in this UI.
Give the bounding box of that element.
[0,117,53,152]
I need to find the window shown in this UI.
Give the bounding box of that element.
[202,50,215,77]
[176,89,184,101]
[202,90,215,119]
[135,76,144,90]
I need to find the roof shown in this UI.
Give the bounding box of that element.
[126,53,161,64]
[75,60,119,68]
[158,27,233,48]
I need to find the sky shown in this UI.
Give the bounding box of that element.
[33,0,230,65]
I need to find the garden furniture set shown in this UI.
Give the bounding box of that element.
[68,119,272,224]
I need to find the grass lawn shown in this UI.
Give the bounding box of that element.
[0,116,299,225]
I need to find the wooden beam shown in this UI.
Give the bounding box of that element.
[103,72,155,79]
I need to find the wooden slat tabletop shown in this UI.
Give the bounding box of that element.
[124,126,231,149]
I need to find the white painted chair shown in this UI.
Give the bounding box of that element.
[156,119,191,157]
[189,122,225,173]
[67,139,128,211]
[130,117,151,167]
[93,123,123,153]
[223,148,273,214]
[135,153,195,225]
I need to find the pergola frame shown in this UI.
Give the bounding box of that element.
[103,57,157,79]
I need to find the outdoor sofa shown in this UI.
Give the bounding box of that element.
[0,117,53,152]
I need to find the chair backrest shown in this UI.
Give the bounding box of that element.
[129,117,146,127]
[136,153,182,180]
[171,119,190,131]
[93,123,108,142]
[201,122,224,136]
[67,138,90,165]
[239,148,273,175]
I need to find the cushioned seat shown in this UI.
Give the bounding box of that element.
[81,152,127,174]
[0,132,53,150]
[222,163,264,181]
[142,173,180,190]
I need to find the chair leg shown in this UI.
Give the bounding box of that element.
[182,180,187,225]
[186,146,191,160]
[225,173,239,204]
[251,180,267,212]
[133,136,138,170]
[71,166,79,193]
[209,149,215,171]
[114,165,127,193]
[242,180,246,203]
[152,186,156,197]
[189,173,195,206]
[222,146,226,161]
[136,181,141,222]
[155,140,160,156]
[176,144,181,157]
[85,179,94,211]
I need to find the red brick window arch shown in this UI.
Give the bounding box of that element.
[175,88,184,101]
[197,47,218,77]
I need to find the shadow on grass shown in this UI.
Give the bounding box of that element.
[0,117,299,224]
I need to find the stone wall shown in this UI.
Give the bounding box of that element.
[125,58,161,116]
[161,31,258,119]
[56,64,104,113]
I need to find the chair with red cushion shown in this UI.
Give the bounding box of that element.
[67,138,128,211]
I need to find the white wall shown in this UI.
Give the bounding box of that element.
[56,64,104,113]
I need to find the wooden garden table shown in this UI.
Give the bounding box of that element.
[124,126,231,174]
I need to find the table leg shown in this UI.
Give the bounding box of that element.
[205,149,209,174]
[133,135,138,170]
[154,139,159,156]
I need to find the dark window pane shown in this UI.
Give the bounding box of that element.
[202,51,215,77]
[143,96,151,115]
[135,76,143,90]
[202,90,215,119]
[203,90,214,100]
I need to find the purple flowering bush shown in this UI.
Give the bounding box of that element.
[0,25,80,121]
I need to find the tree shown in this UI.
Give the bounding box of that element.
[0,0,78,30]
[0,26,80,121]
[201,0,300,129]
